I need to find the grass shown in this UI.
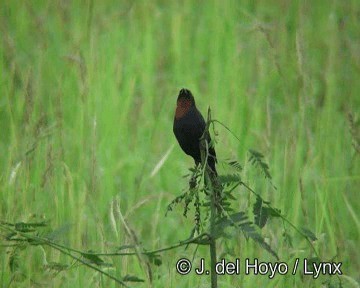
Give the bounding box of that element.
[1,0,359,287]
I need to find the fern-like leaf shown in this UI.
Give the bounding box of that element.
[166,192,188,215]
[253,197,281,228]
[14,221,47,232]
[253,197,269,228]
[248,149,272,180]
[214,212,278,259]
[226,159,243,171]
[218,174,241,185]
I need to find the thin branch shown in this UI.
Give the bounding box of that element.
[0,224,129,287]
[240,181,319,257]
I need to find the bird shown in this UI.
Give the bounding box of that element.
[173,88,217,175]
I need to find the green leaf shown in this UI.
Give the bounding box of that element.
[267,207,281,217]
[253,197,269,228]
[166,191,188,216]
[214,212,279,259]
[215,212,247,230]
[218,174,241,185]
[226,159,243,171]
[301,227,317,241]
[147,254,162,266]
[15,222,35,232]
[12,221,48,233]
[123,275,145,282]
[81,252,105,266]
[9,251,19,273]
[5,232,17,241]
[224,191,237,200]
[248,149,272,180]
[253,197,281,228]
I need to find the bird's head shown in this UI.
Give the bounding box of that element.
[175,88,196,119]
[177,88,195,105]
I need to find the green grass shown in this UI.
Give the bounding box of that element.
[1,0,359,287]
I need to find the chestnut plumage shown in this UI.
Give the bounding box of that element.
[173,88,217,174]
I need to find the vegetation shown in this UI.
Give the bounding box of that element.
[1,1,359,287]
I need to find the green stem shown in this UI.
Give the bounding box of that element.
[202,108,218,288]
[0,224,129,287]
[208,170,218,288]
[0,222,209,256]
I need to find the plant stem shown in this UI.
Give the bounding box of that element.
[201,108,218,287]
[210,238,217,288]
[207,170,218,288]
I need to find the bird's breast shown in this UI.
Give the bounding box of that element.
[175,99,192,119]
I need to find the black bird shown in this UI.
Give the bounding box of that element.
[173,88,217,174]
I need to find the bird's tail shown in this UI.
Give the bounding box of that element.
[208,155,217,176]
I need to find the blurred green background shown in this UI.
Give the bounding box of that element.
[1,1,359,287]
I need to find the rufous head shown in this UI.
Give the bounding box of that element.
[175,88,196,119]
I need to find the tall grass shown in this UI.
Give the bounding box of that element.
[1,0,359,287]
